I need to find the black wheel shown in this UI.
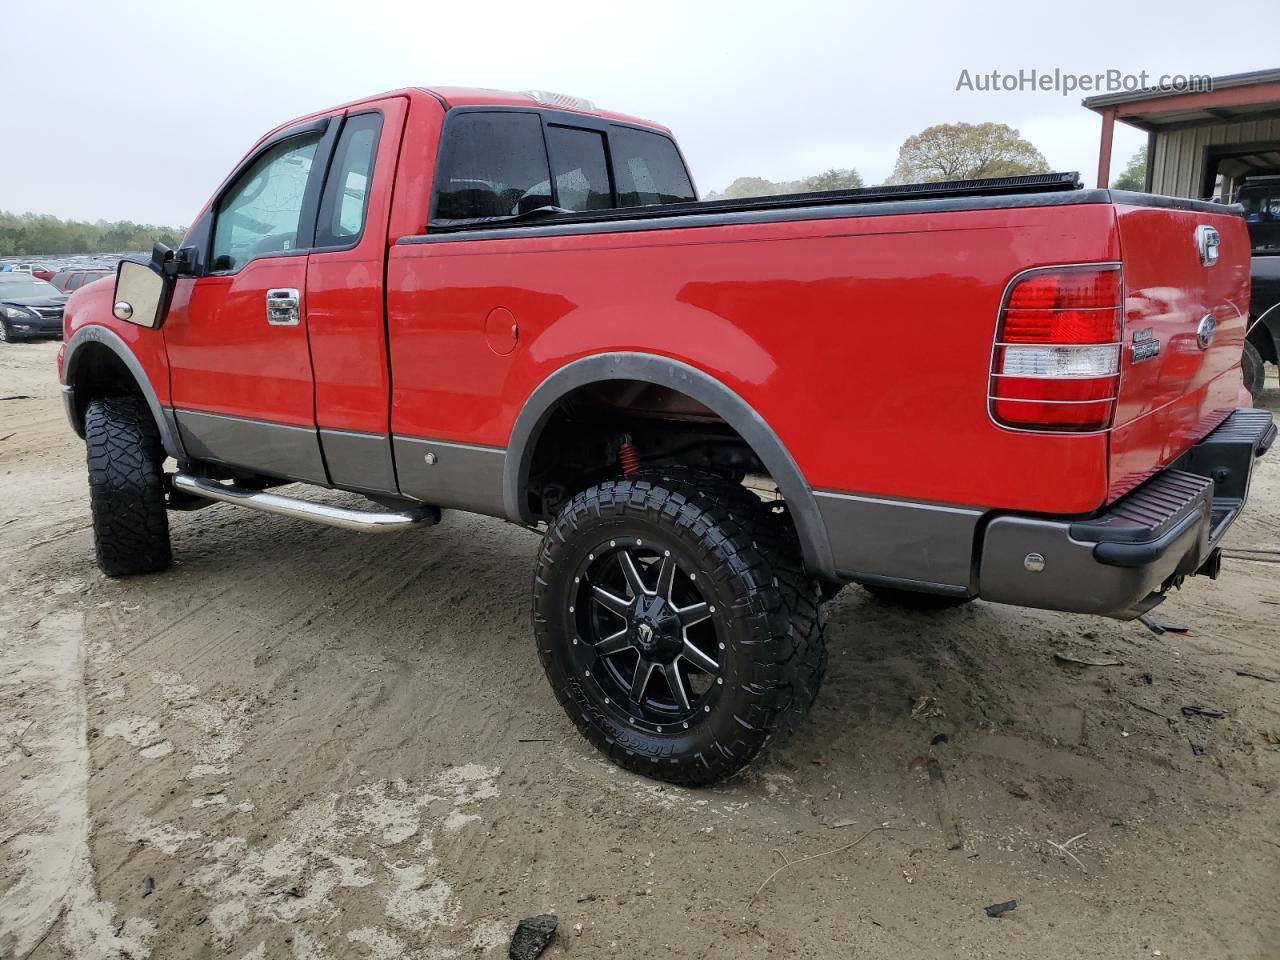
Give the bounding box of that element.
[1243,340,1266,404]
[533,475,816,786]
[0,320,11,343]
[861,584,973,610]
[85,396,172,577]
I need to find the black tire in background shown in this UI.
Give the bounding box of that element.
[85,396,172,577]
[1243,340,1266,404]
[861,583,973,610]
[533,474,819,786]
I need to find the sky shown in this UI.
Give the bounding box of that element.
[2,0,1275,226]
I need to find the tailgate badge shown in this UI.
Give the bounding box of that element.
[1195,225,1220,267]
[1130,327,1160,364]
[1196,314,1217,350]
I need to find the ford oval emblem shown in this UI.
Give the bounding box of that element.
[1196,314,1217,350]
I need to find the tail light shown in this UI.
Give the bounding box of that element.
[989,265,1122,432]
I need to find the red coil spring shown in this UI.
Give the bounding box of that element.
[619,437,641,475]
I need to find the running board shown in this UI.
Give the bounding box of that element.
[171,474,439,533]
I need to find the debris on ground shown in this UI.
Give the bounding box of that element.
[1054,651,1123,667]
[984,900,1017,917]
[925,757,963,851]
[1139,614,1195,636]
[930,733,949,746]
[1181,706,1227,719]
[1235,669,1279,683]
[1189,739,1205,757]
[509,914,558,960]
[1046,833,1088,873]
[142,876,154,898]
[910,696,943,720]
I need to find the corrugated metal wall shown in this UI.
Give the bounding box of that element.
[1150,117,1280,198]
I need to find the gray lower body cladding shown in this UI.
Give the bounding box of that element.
[156,403,1272,621]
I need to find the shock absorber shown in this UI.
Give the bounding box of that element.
[618,434,641,475]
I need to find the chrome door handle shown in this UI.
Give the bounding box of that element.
[266,288,300,326]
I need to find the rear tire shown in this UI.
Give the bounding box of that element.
[533,474,818,786]
[85,396,172,577]
[1243,340,1266,404]
[862,584,972,610]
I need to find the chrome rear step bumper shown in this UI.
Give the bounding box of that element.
[171,474,439,533]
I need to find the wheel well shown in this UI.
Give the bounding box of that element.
[68,342,147,432]
[523,379,770,519]
[1248,318,1279,364]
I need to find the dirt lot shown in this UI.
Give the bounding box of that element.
[2,340,1279,960]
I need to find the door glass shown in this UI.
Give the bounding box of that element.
[546,126,611,211]
[211,133,322,272]
[434,112,552,220]
[317,113,383,246]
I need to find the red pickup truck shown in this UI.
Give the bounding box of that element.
[59,87,1274,785]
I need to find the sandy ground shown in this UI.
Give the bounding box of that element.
[1,339,1278,960]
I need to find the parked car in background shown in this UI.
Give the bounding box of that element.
[50,268,113,293]
[0,274,68,341]
[0,263,55,279]
[1239,176,1280,400]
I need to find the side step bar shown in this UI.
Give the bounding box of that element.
[171,474,439,533]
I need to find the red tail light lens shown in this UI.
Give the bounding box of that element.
[990,266,1122,433]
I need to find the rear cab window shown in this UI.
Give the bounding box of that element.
[432,110,693,224]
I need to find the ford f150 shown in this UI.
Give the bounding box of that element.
[58,87,1275,785]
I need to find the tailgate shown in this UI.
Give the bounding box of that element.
[1108,202,1251,499]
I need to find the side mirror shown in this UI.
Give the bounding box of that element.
[113,250,175,329]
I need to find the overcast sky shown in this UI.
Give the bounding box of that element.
[3,0,1274,226]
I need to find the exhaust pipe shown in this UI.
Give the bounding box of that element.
[171,474,439,533]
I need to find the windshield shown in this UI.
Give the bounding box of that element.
[0,279,62,299]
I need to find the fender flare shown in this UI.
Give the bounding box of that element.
[503,352,835,579]
[61,325,186,460]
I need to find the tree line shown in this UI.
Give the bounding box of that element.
[0,211,185,258]
[706,121,1148,199]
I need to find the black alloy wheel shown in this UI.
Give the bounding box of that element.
[534,474,823,786]
[570,537,722,729]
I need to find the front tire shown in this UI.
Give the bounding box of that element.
[85,396,172,577]
[533,475,813,786]
[1243,340,1266,404]
[0,321,11,343]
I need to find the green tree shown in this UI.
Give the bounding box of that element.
[1111,145,1147,191]
[800,168,865,192]
[888,122,1050,184]
[0,210,186,256]
[719,176,780,200]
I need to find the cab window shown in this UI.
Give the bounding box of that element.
[211,132,322,272]
[610,126,695,207]
[546,126,612,211]
[316,113,382,247]
[435,113,551,220]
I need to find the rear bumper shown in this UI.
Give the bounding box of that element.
[977,408,1276,619]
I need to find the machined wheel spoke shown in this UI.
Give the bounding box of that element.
[591,585,631,617]
[654,554,676,601]
[680,639,719,674]
[675,601,710,628]
[618,550,648,596]
[630,657,656,702]
[595,628,633,657]
[663,663,692,712]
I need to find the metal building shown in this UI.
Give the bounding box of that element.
[1085,68,1280,200]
